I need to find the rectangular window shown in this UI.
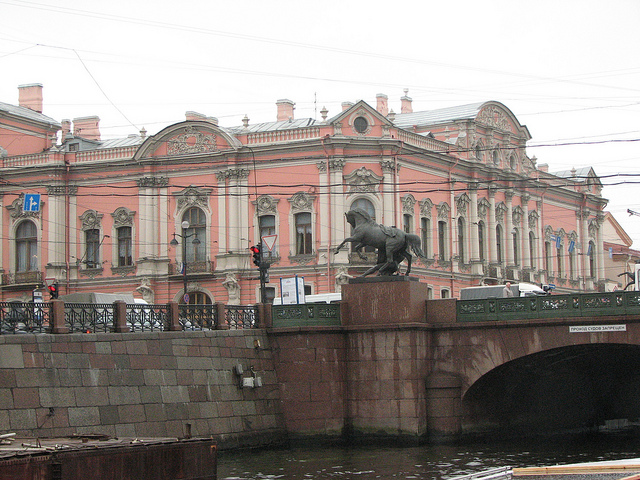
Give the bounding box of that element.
[117,226,133,266]
[85,229,100,268]
[438,220,447,261]
[295,212,312,255]
[403,214,412,234]
[421,218,430,258]
[260,215,276,260]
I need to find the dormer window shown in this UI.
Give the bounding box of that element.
[69,143,79,152]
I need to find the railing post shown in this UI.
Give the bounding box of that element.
[256,303,270,328]
[216,303,228,330]
[167,302,181,331]
[113,300,130,333]
[49,299,69,334]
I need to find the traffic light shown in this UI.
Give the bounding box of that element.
[48,283,59,299]
[250,245,262,267]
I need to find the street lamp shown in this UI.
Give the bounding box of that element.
[170,220,201,303]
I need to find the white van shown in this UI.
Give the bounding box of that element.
[459,283,547,300]
[273,292,341,306]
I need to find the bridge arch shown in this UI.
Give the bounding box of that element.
[461,343,640,438]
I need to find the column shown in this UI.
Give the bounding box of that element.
[317,160,330,257]
[330,158,346,249]
[469,184,479,262]
[380,159,395,226]
[237,168,250,251]
[46,184,66,267]
[215,171,228,254]
[505,190,514,266]
[522,194,531,269]
[488,187,497,264]
[596,213,605,282]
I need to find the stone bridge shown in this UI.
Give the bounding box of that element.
[271,278,640,443]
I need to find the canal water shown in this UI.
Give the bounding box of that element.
[218,433,640,480]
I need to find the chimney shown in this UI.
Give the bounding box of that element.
[401,89,413,114]
[18,84,43,113]
[376,94,389,116]
[73,116,101,141]
[276,99,295,121]
[61,119,71,138]
[341,101,354,112]
[538,163,549,173]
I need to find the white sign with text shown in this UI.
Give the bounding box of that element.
[569,325,626,333]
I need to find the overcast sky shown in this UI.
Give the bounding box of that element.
[2,0,639,246]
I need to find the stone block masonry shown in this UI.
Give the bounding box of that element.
[0,330,285,447]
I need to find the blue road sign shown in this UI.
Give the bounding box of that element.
[23,194,40,212]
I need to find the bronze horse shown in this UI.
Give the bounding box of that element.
[334,208,427,276]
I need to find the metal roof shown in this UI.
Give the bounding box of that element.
[227,117,318,134]
[97,135,145,149]
[552,167,595,180]
[0,101,60,127]
[393,103,485,129]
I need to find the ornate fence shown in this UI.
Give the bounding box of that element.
[0,302,257,335]
[0,302,49,334]
[179,304,218,330]
[457,290,640,322]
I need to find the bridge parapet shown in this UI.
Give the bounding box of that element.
[457,290,640,322]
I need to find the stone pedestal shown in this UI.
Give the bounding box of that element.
[341,276,428,326]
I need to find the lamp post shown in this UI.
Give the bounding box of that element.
[170,220,201,303]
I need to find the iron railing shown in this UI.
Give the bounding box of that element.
[65,303,115,333]
[0,302,49,334]
[178,304,218,330]
[225,306,256,329]
[127,304,169,332]
[457,290,640,322]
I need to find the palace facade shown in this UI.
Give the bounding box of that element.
[0,85,611,304]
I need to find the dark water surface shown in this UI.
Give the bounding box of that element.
[218,434,640,480]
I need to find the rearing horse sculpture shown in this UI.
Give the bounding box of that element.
[334,208,427,277]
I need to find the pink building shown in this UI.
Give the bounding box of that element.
[0,85,610,304]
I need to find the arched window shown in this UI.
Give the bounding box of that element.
[351,198,375,253]
[496,224,504,264]
[478,221,486,262]
[117,226,133,267]
[352,198,375,218]
[421,217,431,258]
[16,221,37,272]
[186,292,211,305]
[512,228,520,266]
[182,207,206,263]
[544,241,552,273]
[509,154,517,170]
[457,217,465,263]
[492,149,499,166]
[295,212,312,255]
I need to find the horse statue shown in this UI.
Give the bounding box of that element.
[334,208,427,277]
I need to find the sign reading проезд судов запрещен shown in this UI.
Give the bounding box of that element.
[569,325,626,333]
